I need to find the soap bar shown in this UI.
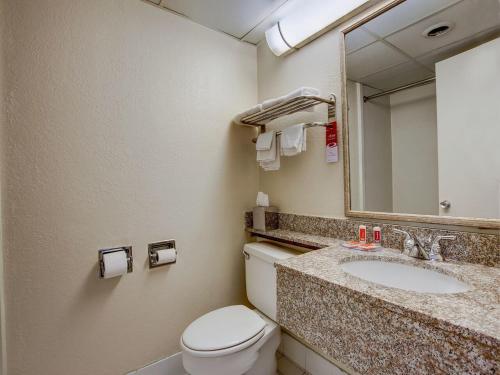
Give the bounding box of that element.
[357,243,381,251]
[341,241,381,252]
[342,241,361,249]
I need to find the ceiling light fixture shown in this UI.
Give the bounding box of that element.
[265,22,294,56]
[265,0,370,57]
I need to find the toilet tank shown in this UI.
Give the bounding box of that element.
[244,242,299,321]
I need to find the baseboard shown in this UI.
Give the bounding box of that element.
[127,352,186,375]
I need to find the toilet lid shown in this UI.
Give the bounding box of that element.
[182,305,266,352]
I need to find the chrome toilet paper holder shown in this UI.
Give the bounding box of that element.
[149,240,176,268]
[98,246,133,278]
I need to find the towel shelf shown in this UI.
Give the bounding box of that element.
[251,122,331,143]
[239,94,336,127]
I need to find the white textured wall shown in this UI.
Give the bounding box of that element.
[256,1,387,217]
[2,1,258,375]
[347,80,363,211]
[390,84,438,215]
[257,31,345,216]
[361,86,393,213]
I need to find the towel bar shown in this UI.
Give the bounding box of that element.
[251,122,331,143]
[238,94,336,127]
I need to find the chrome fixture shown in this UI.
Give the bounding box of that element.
[393,229,456,261]
[148,240,176,268]
[98,246,133,278]
[439,200,451,209]
[363,77,435,102]
[238,94,336,127]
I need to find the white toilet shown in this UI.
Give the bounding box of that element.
[180,241,298,375]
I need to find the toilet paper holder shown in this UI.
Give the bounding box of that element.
[149,240,177,268]
[98,246,133,278]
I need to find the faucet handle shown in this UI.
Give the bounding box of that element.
[393,229,415,256]
[393,228,410,237]
[429,235,456,261]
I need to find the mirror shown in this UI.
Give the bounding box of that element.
[342,0,500,228]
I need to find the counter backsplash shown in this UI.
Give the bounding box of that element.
[245,212,499,267]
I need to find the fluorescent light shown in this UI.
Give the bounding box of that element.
[265,23,291,56]
[266,0,369,56]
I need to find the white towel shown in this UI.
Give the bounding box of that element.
[262,96,285,110]
[260,136,280,171]
[256,131,275,151]
[233,104,262,124]
[284,87,320,101]
[262,87,320,110]
[281,124,307,156]
[257,132,277,162]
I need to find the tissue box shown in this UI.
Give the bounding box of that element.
[252,206,279,232]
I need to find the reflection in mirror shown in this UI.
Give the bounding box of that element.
[344,0,500,221]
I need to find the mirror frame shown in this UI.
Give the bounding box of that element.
[339,0,500,229]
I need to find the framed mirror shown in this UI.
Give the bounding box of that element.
[340,0,500,229]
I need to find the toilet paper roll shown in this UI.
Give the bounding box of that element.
[102,250,128,279]
[156,248,176,265]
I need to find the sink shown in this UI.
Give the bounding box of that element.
[341,260,470,294]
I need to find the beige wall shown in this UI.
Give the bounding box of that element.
[2,1,258,375]
[390,83,438,215]
[0,0,6,373]
[257,30,345,217]
[256,1,390,217]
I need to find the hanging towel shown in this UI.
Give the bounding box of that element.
[257,132,277,162]
[256,130,275,151]
[260,136,280,171]
[262,87,320,110]
[233,104,262,124]
[281,124,307,156]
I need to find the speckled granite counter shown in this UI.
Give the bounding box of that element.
[245,212,499,266]
[276,245,500,375]
[246,228,340,249]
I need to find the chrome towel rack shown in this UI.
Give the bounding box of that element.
[249,121,331,143]
[239,94,336,127]
[237,93,336,142]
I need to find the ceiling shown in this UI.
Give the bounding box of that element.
[346,0,500,91]
[144,0,308,44]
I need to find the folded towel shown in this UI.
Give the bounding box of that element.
[262,96,285,110]
[260,136,280,171]
[233,104,262,124]
[262,87,320,110]
[284,87,320,101]
[256,130,275,151]
[257,132,277,162]
[281,124,307,156]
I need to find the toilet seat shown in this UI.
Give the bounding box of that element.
[181,305,266,358]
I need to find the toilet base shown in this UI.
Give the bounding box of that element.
[182,311,280,375]
[245,325,280,375]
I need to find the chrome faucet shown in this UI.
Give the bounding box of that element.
[393,229,456,261]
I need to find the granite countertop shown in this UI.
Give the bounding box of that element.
[246,228,340,249]
[276,244,500,347]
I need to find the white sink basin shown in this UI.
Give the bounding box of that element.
[341,260,469,294]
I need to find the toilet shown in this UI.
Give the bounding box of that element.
[180,242,298,375]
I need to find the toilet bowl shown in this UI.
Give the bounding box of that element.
[180,242,298,375]
[181,305,280,375]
